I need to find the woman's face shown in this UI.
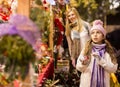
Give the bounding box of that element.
[91,29,104,44]
[67,11,77,23]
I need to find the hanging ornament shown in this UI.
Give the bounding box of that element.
[41,0,49,10]
[0,0,12,21]
[43,0,47,4]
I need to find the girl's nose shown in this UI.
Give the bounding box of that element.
[93,33,97,37]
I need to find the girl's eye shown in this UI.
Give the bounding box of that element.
[96,31,101,34]
[68,14,74,17]
[91,32,94,34]
[72,14,74,16]
[91,31,101,34]
[68,15,71,17]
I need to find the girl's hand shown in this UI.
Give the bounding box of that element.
[80,56,89,65]
[92,52,101,60]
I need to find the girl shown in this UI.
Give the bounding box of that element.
[76,20,118,87]
[65,7,90,67]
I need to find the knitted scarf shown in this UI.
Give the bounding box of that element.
[90,43,106,87]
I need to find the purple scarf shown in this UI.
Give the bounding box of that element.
[90,43,106,87]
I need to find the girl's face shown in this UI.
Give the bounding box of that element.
[67,11,77,23]
[91,29,104,44]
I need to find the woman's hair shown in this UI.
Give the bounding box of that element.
[83,39,117,64]
[65,7,83,36]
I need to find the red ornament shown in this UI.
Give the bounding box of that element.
[0,13,9,21]
[43,0,47,4]
[42,0,49,11]
[0,0,13,21]
[44,7,48,10]
[13,79,20,87]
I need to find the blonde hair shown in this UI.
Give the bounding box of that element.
[65,7,83,36]
[83,39,117,64]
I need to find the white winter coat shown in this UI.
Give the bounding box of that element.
[76,48,118,87]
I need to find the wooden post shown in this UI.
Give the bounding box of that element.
[49,5,54,55]
[16,1,32,87]
[17,0,30,17]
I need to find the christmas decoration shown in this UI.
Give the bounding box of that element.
[0,73,9,87]
[0,0,13,21]
[0,14,41,48]
[54,16,64,46]
[0,35,35,81]
[0,13,41,83]
[0,65,9,87]
[34,37,52,59]
[37,58,54,87]
[41,0,50,10]
[30,3,50,43]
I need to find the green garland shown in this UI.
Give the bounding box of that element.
[0,35,35,81]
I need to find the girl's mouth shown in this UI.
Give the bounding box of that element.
[93,38,98,40]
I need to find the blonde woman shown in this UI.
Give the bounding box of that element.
[65,7,90,67]
[76,20,118,87]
